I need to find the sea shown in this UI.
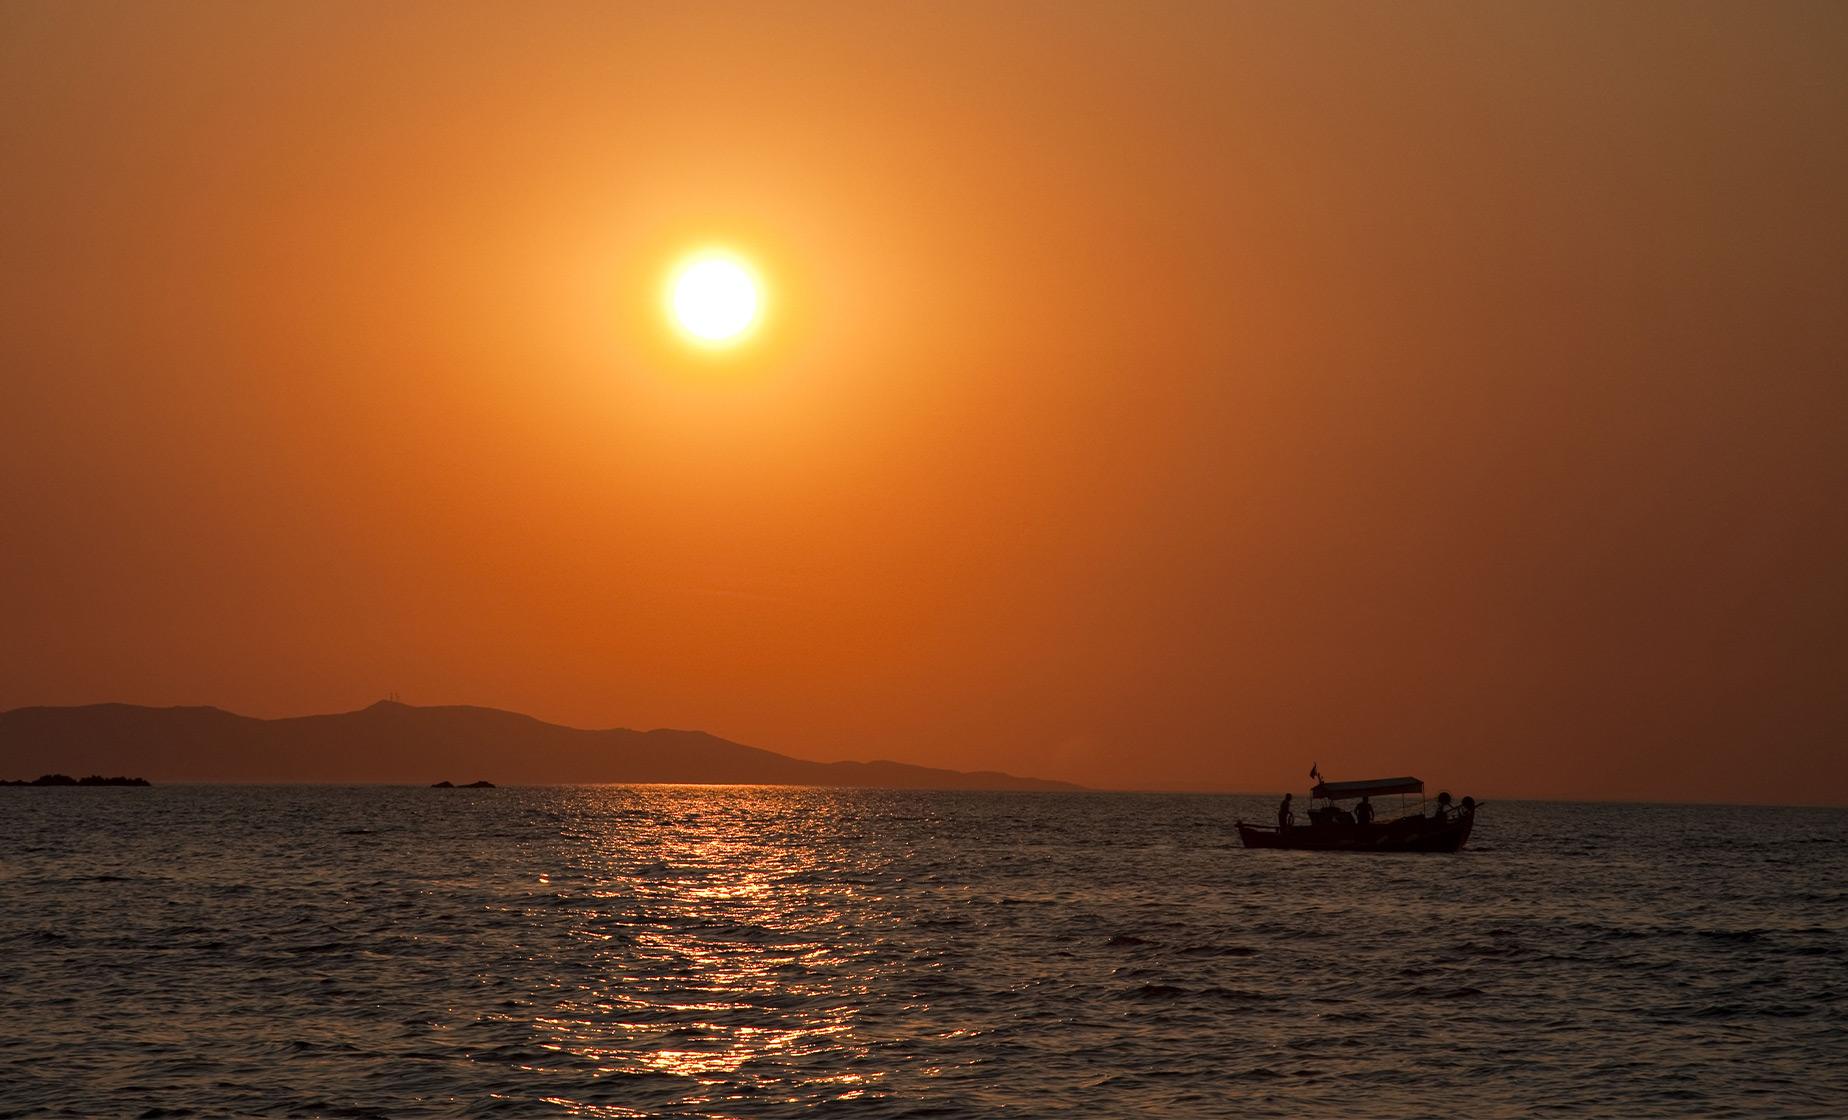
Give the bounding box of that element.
[1,787,1843,1119]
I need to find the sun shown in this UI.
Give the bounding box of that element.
[665,249,762,347]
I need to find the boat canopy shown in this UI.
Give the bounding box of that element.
[1312,776,1423,800]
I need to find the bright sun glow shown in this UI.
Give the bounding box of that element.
[666,251,761,347]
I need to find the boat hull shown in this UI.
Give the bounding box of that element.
[1238,810,1475,853]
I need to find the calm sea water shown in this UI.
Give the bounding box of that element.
[1,787,1843,1118]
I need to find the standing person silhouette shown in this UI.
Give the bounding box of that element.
[1355,795,1375,826]
[1277,793,1295,830]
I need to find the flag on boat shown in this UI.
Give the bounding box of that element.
[1309,763,1320,781]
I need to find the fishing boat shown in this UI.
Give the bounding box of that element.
[1237,775,1478,852]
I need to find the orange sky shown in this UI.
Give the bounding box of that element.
[3,2,1845,803]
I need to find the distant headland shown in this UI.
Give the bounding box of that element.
[0,701,1080,790]
[1,773,150,787]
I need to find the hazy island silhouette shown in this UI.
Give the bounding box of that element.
[0,701,1080,790]
[0,773,151,787]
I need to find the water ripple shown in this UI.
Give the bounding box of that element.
[0,788,1843,1118]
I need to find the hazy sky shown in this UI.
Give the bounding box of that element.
[3,2,1845,802]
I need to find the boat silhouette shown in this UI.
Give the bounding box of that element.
[1238,775,1479,852]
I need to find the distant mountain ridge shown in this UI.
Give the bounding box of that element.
[0,701,1080,790]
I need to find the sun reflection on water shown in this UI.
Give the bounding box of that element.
[504,787,895,1113]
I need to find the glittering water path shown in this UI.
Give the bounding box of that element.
[2,787,1843,1117]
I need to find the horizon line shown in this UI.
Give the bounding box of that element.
[7,700,1840,808]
